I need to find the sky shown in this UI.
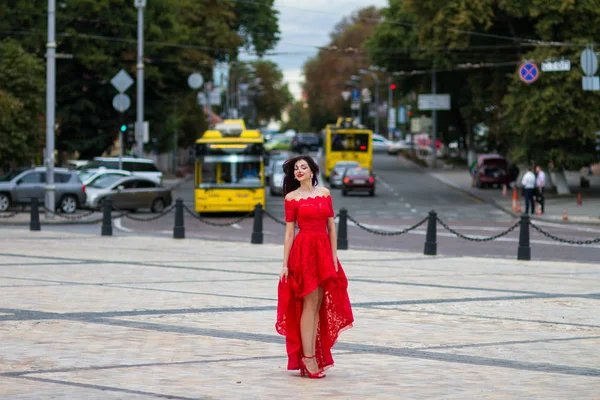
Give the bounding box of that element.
[245,0,389,100]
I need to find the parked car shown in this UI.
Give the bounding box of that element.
[387,140,412,155]
[342,167,376,196]
[330,161,360,188]
[291,133,321,154]
[79,157,163,184]
[269,159,286,196]
[471,155,514,189]
[265,135,293,152]
[372,134,392,153]
[265,150,294,185]
[85,175,172,212]
[76,168,132,186]
[0,167,86,213]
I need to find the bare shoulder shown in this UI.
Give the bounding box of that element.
[285,190,301,201]
[316,186,331,197]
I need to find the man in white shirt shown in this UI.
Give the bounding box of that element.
[535,165,546,214]
[521,167,536,214]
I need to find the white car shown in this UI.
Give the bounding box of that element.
[77,168,132,186]
[372,134,393,153]
[81,157,163,185]
[387,140,413,155]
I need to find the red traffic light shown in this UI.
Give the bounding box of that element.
[407,111,413,117]
[390,83,397,90]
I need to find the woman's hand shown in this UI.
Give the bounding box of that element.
[333,257,339,272]
[280,267,289,283]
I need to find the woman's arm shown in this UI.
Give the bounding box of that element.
[283,221,295,268]
[327,216,338,271]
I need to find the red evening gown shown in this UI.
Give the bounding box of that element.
[276,195,354,371]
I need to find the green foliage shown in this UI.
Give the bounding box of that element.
[0,0,280,161]
[282,101,312,132]
[251,60,293,123]
[0,39,45,167]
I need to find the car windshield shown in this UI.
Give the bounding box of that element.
[88,174,123,189]
[77,171,96,182]
[347,168,370,177]
[272,160,286,174]
[335,163,359,170]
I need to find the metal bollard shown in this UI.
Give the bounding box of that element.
[517,214,531,261]
[423,210,437,256]
[29,197,41,231]
[337,208,348,250]
[101,199,113,236]
[251,203,263,244]
[173,199,185,239]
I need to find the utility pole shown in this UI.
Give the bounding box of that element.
[359,69,379,135]
[431,69,437,169]
[387,75,394,140]
[135,0,146,157]
[45,0,56,215]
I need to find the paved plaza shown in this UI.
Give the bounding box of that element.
[0,229,599,399]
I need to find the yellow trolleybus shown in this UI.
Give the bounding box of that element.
[322,117,373,179]
[194,120,265,213]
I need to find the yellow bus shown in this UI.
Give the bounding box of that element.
[322,117,373,179]
[194,120,265,213]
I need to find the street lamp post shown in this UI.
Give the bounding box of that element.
[359,69,379,135]
[45,0,57,215]
[387,75,394,140]
[135,0,146,157]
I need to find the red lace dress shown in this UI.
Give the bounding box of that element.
[276,195,354,371]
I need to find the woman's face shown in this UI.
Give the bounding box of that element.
[294,159,312,183]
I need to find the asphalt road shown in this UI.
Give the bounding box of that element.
[12,153,600,263]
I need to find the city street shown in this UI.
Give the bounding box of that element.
[12,154,600,264]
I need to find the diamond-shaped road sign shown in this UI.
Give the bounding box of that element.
[111,69,134,93]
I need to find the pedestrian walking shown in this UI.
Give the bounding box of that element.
[276,155,354,379]
[521,167,536,214]
[535,165,546,214]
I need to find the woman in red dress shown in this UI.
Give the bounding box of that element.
[276,155,354,379]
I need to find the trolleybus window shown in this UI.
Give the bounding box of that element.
[331,133,370,152]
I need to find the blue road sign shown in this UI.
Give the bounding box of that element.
[398,106,406,124]
[519,63,539,83]
[351,89,360,99]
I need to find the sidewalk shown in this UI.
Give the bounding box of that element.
[409,159,600,225]
[0,229,599,399]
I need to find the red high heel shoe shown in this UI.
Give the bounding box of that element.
[300,356,325,379]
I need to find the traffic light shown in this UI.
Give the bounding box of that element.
[390,83,397,90]
[120,124,127,133]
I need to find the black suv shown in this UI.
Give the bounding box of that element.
[291,133,321,154]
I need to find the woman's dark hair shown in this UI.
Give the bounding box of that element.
[282,155,320,196]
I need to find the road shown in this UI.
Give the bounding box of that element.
[14,154,600,263]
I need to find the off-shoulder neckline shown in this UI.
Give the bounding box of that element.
[284,194,330,203]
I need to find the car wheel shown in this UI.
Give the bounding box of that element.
[59,195,78,214]
[270,188,277,196]
[0,193,11,212]
[342,189,348,196]
[369,190,375,197]
[151,198,166,213]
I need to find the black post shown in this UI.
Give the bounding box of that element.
[517,214,531,261]
[173,199,185,239]
[251,203,263,244]
[29,197,41,231]
[423,210,437,256]
[101,199,113,236]
[337,208,348,250]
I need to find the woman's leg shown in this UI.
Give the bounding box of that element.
[300,288,320,373]
[311,287,324,357]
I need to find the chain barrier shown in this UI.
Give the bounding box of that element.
[346,214,429,236]
[437,217,520,242]
[0,211,19,219]
[530,223,600,245]
[263,209,287,226]
[112,205,175,222]
[42,206,97,221]
[183,204,252,227]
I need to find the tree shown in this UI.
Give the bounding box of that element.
[282,101,312,132]
[0,39,45,167]
[251,60,293,124]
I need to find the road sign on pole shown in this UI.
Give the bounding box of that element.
[418,94,451,110]
[351,89,360,100]
[581,47,600,91]
[111,69,134,93]
[112,94,131,113]
[596,131,600,151]
[519,62,540,83]
[188,72,204,89]
[341,91,351,101]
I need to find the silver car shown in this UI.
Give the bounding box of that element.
[77,168,132,186]
[86,175,172,212]
[269,159,286,196]
[330,161,360,188]
[0,167,86,213]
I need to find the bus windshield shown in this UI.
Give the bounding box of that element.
[200,155,262,188]
[330,133,370,152]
